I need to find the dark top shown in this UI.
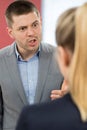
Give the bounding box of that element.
[16,93,87,130]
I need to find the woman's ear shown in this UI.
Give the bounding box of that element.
[57,46,71,78]
[58,46,71,67]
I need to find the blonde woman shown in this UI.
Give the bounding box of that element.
[16,4,87,130]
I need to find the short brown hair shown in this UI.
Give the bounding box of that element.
[5,0,40,27]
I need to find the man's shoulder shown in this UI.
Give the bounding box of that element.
[0,43,14,58]
[41,43,56,53]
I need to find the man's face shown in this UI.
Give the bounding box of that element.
[8,12,42,54]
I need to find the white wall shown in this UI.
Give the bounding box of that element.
[42,0,87,46]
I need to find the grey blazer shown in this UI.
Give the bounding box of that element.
[0,43,63,130]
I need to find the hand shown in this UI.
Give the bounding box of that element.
[50,80,68,100]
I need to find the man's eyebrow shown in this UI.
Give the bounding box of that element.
[17,25,27,30]
[32,20,39,24]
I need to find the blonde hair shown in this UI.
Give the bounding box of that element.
[69,3,87,121]
[56,7,76,53]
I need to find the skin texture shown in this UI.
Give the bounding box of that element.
[7,12,42,60]
[51,80,68,100]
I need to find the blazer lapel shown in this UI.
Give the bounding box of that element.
[34,44,52,103]
[6,44,28,105]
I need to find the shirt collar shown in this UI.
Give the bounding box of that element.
[15,43,40,61]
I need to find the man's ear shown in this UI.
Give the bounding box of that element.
[6,27,14,39]
[58,46,70,67]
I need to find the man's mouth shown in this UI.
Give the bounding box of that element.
[28,39,37,46]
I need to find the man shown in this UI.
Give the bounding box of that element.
[16,7,87,130]
[0,1,64,130]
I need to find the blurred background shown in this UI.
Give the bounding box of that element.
[0,0,87,48]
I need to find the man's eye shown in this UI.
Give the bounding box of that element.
[33,22,39,28]
[19,27,27,31]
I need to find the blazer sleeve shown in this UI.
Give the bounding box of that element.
[0,86,3,130]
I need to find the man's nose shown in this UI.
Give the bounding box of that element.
[27,27,35,36]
